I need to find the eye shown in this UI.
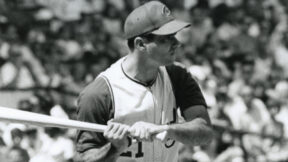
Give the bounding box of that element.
[158,35,174,43]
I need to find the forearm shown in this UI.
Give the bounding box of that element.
[166,118,213,146]
[75,143,122,162]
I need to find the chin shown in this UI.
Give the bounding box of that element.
[161,60,174,66]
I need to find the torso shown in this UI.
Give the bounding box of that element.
[100,58,179,162]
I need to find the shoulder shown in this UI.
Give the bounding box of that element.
[77,76,112,119]
[79,77,110,102]
[165,62,207,111]
[76,77,112,153]
[165,62,198,88]
[165,62,189,75]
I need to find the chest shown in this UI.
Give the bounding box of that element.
[106,70,176,126]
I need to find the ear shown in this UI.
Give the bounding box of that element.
[134,37,146,51]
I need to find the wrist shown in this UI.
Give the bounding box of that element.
[110,137,130,154]
[100,143,121,162]
[110,144,124,155]
[154,125,170,141]
[164,124,175,139]
[163,124,169,131]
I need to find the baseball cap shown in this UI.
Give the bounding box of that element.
[124,1,190,39]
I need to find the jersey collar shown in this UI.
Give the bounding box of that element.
[121,58,158,87]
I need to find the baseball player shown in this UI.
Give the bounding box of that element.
[75,1,213,162]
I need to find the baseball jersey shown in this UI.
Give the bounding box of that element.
[76,57,207,162]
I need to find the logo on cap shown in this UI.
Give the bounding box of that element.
[162,6,171,17]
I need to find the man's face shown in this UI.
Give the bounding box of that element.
[145,34,179,66]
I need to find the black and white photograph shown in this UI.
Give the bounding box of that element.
[0,0,288,162]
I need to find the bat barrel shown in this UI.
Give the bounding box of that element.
[0,106,166,141]
[0,106,106,132]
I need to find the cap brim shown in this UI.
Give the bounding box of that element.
[151,20,190,36]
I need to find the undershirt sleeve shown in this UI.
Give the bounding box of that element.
[165,63,207,114]
[75,76,113,153]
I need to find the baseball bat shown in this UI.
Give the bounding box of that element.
[0,106,166,141]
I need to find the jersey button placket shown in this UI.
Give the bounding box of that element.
[147,87,156,162]
[148,86,163,162]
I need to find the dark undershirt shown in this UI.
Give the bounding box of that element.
[76,63,207,153]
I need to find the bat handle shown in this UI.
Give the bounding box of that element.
[155,131,167,141]
[131,131,168,143]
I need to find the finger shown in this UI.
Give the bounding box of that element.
[145,127,154,141]
[139,128,146,140]
[107,119,113,124]
[129,127,139,138]
[111,123,121,133]
[107,123,120,139]
[128,126,133,133]
[144,128,150,141]
[113,125,126,139]
[119,126,129,139]
[128,127,135,136]
[104,122,114,137]
[134,128,140,138]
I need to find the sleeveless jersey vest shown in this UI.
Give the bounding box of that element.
[99,58,179,162]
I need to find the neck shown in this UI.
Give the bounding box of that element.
[122,52,159,85]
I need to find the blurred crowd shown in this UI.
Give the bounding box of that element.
[1,0,288,161]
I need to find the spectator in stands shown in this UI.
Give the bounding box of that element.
[261,97,288,161]
[6,146,30,162]
[188,0,213,51]
[10,128,24,147]
[0,42,48,88]
[214,134,244,162]
[238,86,271,161]
[0,127,7,161]
[83,52,112,80]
